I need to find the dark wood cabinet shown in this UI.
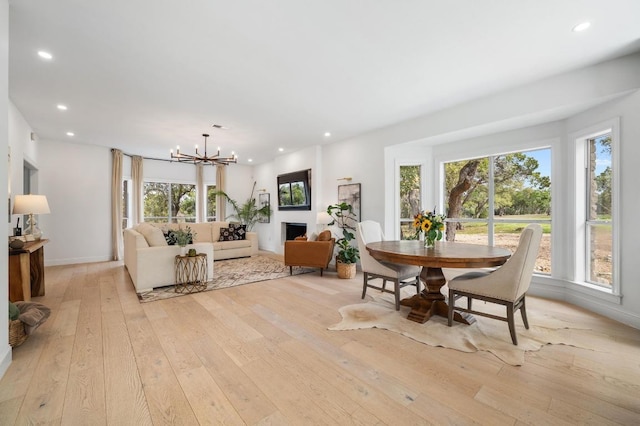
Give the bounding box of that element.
[9,239,48,302]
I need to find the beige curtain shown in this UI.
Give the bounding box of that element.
[131,155,144,225]
[216,164,226,221]
[111,149,123,260]
[196,163,205,222]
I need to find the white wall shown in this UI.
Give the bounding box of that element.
[1,0,11,378]
[38,140,112,265]
[254,145,322,254]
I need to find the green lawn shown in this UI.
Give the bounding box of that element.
[451,216,551,234]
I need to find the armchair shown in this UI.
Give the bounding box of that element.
[447,224,543,345]
[284,230,335,276]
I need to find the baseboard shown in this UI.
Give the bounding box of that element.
[530,276,640,330]
[45,255,112,267]
[0,344,12,380]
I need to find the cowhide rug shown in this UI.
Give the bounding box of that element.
[329,290,600,366]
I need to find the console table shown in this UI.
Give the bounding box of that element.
[9,239,49,302]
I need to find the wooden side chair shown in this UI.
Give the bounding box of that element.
[447,224,543,345]
[356,221,421,310]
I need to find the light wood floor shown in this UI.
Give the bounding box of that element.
[1,260,640,425]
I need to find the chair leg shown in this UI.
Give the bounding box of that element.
[520,296,529,329]
[394,280,401,311]
[361,274,368,300]
[415,276,421,294]
[382,279,387,292]
[289,266,292,275]
[506,302,518,345]
[447,288,454,326]
[320,268,323,277]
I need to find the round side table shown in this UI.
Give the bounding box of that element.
[174,253,208,293]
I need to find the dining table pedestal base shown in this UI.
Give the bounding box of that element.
[400,266,476,325]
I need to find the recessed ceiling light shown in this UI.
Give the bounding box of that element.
[324,132,331,137]
[248,158,253,162]
[278,147,284,152]
[37,51,53,60]
[57,104,68,110]
[573,22,591,32]
[66,132,75,136]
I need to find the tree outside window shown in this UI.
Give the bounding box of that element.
[206,185,217,222]
[143,182,195,223]
[444,148,552,274]
[399,165,421,239]
[586,134,612,286]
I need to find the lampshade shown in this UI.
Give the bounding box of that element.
[13,194,51,215]
[316,211,333,225]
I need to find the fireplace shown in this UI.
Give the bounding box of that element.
[283,222,307,241]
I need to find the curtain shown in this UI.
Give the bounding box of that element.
[111,149,123,260]
[196,163,205,222]
[216,164,226,221]
[131,155,144,225]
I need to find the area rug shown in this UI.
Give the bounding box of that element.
[138,255,313,303]
[329,291,598,366]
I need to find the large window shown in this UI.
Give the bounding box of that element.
[586,133,613,287]
[399,165,422,239]
[143,182,196,223]
[444,148,552,274]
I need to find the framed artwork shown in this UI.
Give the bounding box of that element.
[258,192,270,223]
[338,183,361,228]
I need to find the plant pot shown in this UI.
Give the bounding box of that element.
[336,261,356,279]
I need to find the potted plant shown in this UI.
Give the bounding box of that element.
[213,182,271,231]
[172,226,196,255]
[327,202,360,279]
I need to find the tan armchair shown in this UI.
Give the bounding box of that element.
[284,230,335,276]
[447,224,543,345]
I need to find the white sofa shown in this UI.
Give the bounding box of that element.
[124,221,258,293]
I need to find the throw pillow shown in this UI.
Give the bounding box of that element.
[317,230,332,241]
[229,223,247,240]
[218,227,235,241]
[294,236,307,241]
[164,230,178,245]
[137,223,168,247]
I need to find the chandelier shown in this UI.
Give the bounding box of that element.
[170,133,237,166]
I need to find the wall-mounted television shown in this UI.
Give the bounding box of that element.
[277,169,311,211]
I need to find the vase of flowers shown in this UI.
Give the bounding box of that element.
[413,208,446,248]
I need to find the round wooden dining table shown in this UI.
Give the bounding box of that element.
[366,240,511,324]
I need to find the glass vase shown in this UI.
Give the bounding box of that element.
[424,236,436,248]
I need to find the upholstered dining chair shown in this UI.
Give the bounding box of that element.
[356,221,421,310]
[447,224,543,345]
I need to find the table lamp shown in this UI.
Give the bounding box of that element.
[13,194,51,240]
[316,211,333,231]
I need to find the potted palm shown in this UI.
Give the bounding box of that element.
[327,202,360,279]
[213,182,272,230]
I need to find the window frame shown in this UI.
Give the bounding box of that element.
[571,118,620,295]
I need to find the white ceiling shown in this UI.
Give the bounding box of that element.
[9,0,640,164]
